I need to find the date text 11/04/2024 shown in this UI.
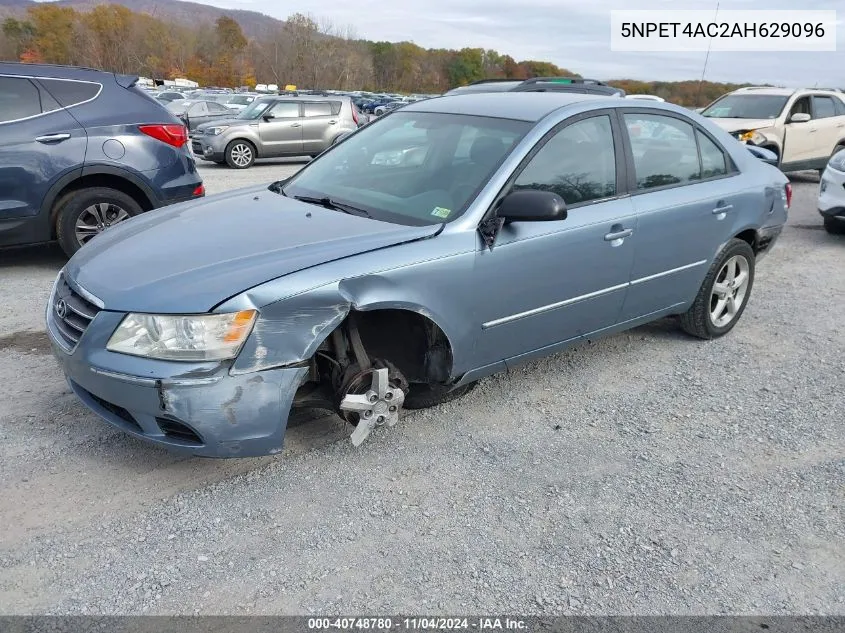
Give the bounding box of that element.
[307,618,528,630]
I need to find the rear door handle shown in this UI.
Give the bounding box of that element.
[604,228,633,241]
[35,133,71,143]
[290,123,301,128]
[328,120,337,125]
[712,204,734,215]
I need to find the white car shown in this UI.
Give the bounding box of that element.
[819,149,845,234]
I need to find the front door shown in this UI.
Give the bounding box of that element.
[811,95,845,165]
[0,75,87,246]
[782,96,818,167]
[472,112,636,369]
[257,101,303,156]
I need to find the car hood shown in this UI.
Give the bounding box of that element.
[706,118,777,133]
[196,118,249,130]
[65,186,440,313]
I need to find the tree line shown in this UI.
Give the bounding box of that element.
[1,4,751,106]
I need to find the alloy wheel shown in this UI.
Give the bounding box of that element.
[75,203,131,246]
[709,255,750,328]
[230,143,253,167]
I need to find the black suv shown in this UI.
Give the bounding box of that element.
[0,63,204,256]
[444,77,626,97]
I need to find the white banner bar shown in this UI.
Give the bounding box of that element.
[610,10,838,52]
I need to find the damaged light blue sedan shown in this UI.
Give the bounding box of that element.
[46,92,791,457]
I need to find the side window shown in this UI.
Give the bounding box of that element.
[834,98,845,116]
[812,96,836,119]
[624,113,699,189]
[38,79,100,108]
[207,102,229,114]
[697,131,729,179]
[789,97,811,117]
[330,101,342,116]
[189,102,209,116]
[303,102,333,117]
[514,115,616,206]
[269,102,300,118]
[0,77,44,122]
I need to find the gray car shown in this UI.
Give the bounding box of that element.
[191,95,361,168]
[47,92,789,457]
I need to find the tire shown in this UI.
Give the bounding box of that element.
[823,216,845,235]
[403,381,477,410]
[225,140,256,169]
[55,187,143,257]
[679,238,756,340]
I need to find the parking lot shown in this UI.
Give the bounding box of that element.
[0,162,842,615]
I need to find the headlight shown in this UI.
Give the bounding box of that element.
[106,310,257,361]
[736,130,767,145]
[828,149,845,172]
[206,126,229,136]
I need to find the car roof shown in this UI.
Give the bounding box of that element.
[0,62,117,81]
[400,92,620,122]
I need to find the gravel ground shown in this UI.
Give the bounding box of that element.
[0,165,842,616]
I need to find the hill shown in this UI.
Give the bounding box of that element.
[0,0,285,37]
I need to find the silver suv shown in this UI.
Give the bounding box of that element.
[701,87,845,173]
[192,96,362,168]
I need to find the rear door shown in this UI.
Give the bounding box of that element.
[617,110,744,321]
[0,75,88,245]
[300,101,338,154]
[811,95,845,162]
[257,101,303,156]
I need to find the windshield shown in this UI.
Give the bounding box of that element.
[236,99,274,120]
[165,100,192,112]
[228,95,255,106]
[701,94,789,119]
[281,111,531,226]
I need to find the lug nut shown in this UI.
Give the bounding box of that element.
[385,392,393,401]
[363,410,373,418]
[376,415,385,424]
[389,405,397,412]
[369,394,378,403]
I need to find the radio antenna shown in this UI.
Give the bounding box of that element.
[696,0,721,107]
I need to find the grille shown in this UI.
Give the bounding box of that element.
[88,391,144,434]
[50,275,101,350]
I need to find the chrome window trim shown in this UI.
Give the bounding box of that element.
[482,260,707,329]
[0,75,103,125]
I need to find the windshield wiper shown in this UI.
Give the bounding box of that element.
[293,195,372,218]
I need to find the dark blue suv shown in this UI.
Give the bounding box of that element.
[0,63,204,256]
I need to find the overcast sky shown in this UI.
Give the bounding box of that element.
[98,0,845,85]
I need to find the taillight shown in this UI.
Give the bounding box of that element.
[192,184,205,197]
[785,183,792,209]
[139,124,188,148]
[351,105,359,125]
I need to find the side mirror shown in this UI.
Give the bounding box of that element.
[262,113,276,122]
[789,113,811,123]
[498,189,567,222]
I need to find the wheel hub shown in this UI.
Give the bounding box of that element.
[338,365,406,447]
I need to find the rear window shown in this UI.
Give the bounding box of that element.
[38,79,101,108]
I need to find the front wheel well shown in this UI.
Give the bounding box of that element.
[49,174,153,236]
[321,309,455,386]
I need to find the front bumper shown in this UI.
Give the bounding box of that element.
[191,134,228,162]
[46,281,308,458]
[818,165,845,219]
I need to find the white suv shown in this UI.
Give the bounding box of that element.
[701,87,845,173]
[819,149,845,234]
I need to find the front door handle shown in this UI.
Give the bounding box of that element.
[712,204,734,216]
[290,123,301,128]
[604,228,633,242]
[35,133,71,143]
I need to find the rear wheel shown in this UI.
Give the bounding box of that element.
[225,140,255,169]
[679,239,755,339]
[55,187,143,257]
